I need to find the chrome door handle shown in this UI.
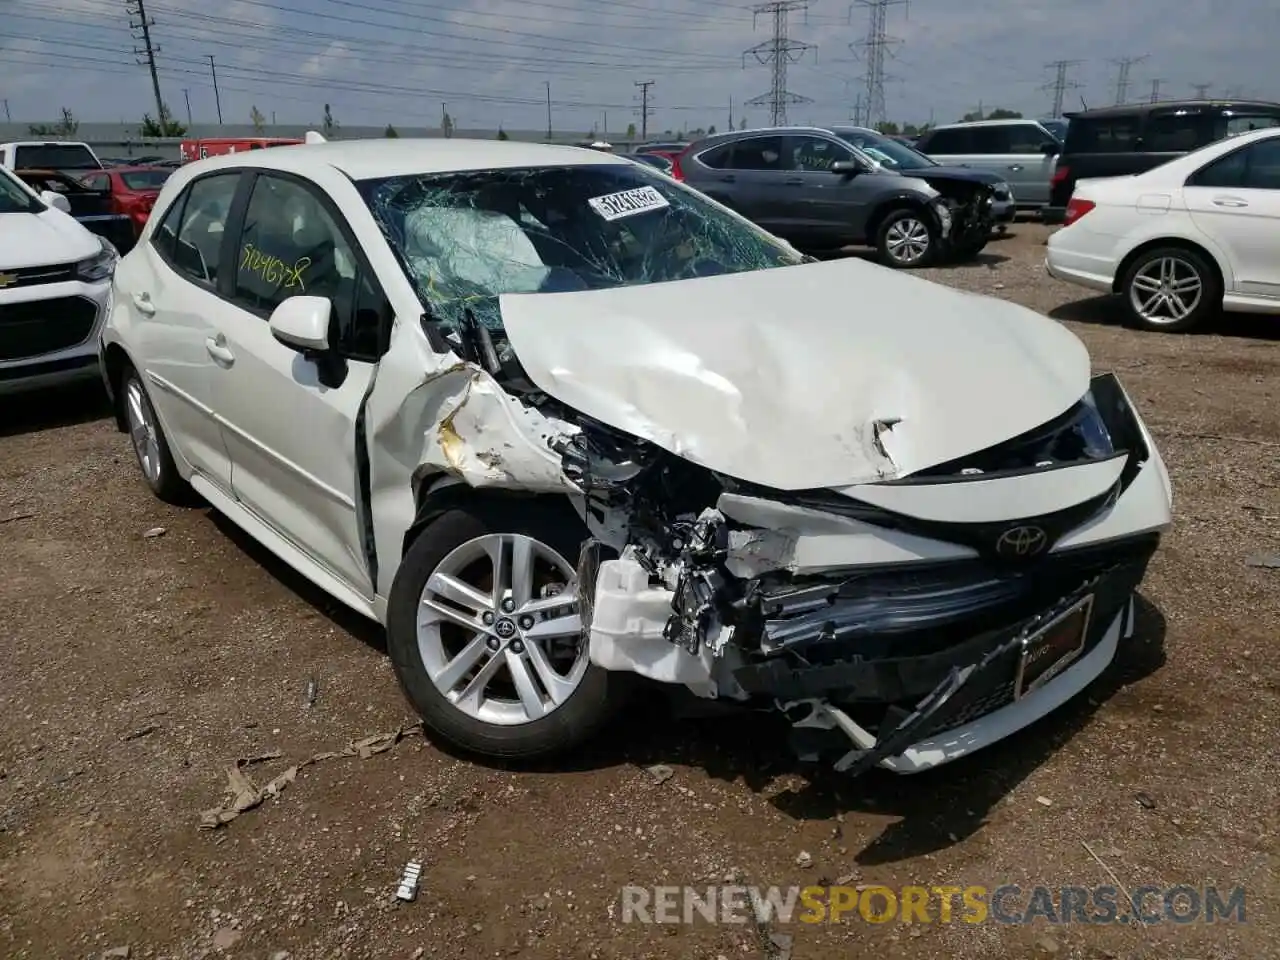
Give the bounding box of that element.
[131,292,155,316]
[1007,164,1024,172]
[205,335,235,364]
[1212,196,1248,207]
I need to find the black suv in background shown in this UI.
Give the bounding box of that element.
[1044,99,1280,222]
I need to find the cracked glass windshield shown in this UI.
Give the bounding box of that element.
[357,162,804,332]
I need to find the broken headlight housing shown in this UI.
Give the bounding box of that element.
[75,236,119,283]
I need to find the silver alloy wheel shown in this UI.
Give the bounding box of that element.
[1129,256,1203,326]
[124,378,162,487]
[416,533,588,726]
[884,216,931,264]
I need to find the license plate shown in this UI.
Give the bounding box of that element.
[1015,595,1093,699]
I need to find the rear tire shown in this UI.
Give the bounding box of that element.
[1119,246,1220,333]
[386,499,620,761]
[875,207,937,268]
[120,366,190,504]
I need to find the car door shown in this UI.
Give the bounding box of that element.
[713,134,792,233]
[1183,136,1280,299]
[784,133,880,244]
[209,170,388,596]
[999,122,1059,206]
[121,171,242,494]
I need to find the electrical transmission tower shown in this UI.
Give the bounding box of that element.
[127,0,167,125]
[1110,55,1147,105]
[1148,78,1164,103]
[634,80,655,140]
[849,0,907,129]
[1191,83,1211,98]
[1042,60,1083,118]
[743,0,814,127]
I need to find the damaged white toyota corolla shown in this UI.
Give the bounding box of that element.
[100,139,1172,776]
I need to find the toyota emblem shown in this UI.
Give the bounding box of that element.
[494,618,517,639]
[995,525,1048,559]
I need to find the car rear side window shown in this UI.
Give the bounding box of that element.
[169,173,240,287]
[1190,137,1280,190]
[233,174,384,360]
[1219,113,1280,138]
[1004,123,1056,152]
[918,127,971,153]
[696,144,731,168]
[1064,116,1141,153]
[725,136,786,170]
[151,193,187,260]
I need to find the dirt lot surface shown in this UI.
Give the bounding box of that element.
[2,223,1277,960]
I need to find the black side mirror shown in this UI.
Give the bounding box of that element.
[831,159,859,176]
[1041,141,1061,156]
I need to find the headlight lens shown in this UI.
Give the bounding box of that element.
[75,237,118,283]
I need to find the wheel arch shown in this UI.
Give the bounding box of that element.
[1111,236,1227,297]
[865,194,934,244]
[101,341,132,432]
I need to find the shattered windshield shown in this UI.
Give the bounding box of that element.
[357,162,804,333]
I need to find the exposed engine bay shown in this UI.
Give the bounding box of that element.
[920,176,996,249]
[437,283,1166,776]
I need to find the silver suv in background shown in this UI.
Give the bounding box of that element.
[915,119,1062,214]
[675,126,998,268]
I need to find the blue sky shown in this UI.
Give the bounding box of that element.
[0,0,1271,134]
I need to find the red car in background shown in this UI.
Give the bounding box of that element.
[78,165,172,239]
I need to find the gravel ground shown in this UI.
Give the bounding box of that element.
[1,223,1277,960]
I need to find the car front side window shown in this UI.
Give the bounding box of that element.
[169,173,240,286]
[232,174,385,360]
[790,136,854,172]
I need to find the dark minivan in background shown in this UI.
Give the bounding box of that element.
[1043,99,1280,222]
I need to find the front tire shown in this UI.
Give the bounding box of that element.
[386,500,618,760]
[121,366,189,504]
[875,207,936,268]
[1119,246,1220,332]
[951,235,989,261]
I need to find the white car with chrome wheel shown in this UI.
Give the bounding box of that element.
[101,139,1171,777]
[1046,126,1280,332]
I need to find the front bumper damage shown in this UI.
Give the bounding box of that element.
[577,373,1170,776]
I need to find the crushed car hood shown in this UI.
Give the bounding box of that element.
[0,208,99,269]
[908,165,1003,186]
[498,256,1091,491]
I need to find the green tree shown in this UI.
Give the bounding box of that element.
[738,117,748,130]
[707,124,717,135]
[140,105,186,137]
[625,122,637,138]
[441,111,454,139]
[901,122,919,136]
[384,124,399,138]
[988,108,1022,119]
[250,105,266,134]
[496,126,509,140]
[875,120,900,135]
[322,103,338,138]
[30,107,79,138]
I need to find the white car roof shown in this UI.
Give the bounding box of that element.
[180,138,632,181]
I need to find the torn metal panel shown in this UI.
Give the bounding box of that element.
[498,255,1092,491]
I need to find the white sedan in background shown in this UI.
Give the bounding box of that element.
[99,138,1171,778]
[1046,126,1280,332]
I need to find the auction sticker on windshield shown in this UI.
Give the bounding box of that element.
[588,185,670,221]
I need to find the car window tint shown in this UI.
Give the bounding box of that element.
[967,126,1012,153]
[1241,138,1280,189]
[171,173,239,285]
[790,136,853,171]
[234,175,381,358]
[151,190,187,260]
[1188,144,1249,188]
[725,136,785,170]
[919,127,970,153]
[1067,116,1141,153]
[696,143,731,169]
[1220,114,1280,138]
[1005,123,1054,152]
[1144,114,1203,152]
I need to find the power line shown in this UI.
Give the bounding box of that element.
[1042,59,1083,118]
[743,0,814,127]
[849,0,907,129]
[634,79,655,139]
[126,0,166,123]
[1109,54,1147,105]
[1148,78,1164,103]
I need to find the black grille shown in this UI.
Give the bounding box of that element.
[0,297,99,361]
[0,262,77,289]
